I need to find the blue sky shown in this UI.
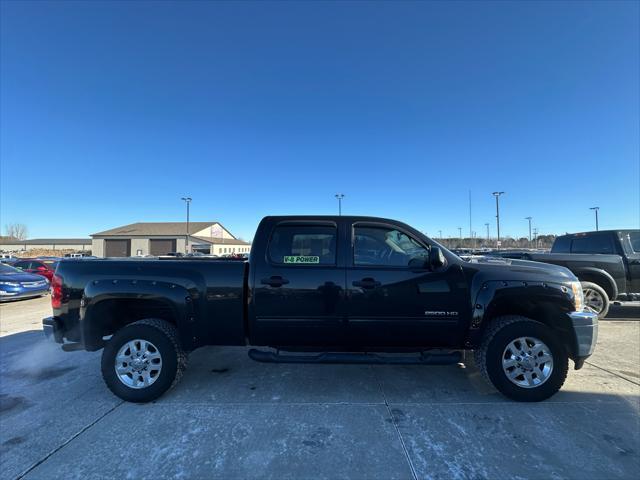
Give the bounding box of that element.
[1,0,638,241]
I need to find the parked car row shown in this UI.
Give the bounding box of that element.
[0,263,50,301]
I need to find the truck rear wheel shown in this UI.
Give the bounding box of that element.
[474,316,568,402]
[581,281,610,318]
[101,318,187,403]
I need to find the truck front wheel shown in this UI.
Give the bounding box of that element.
[581,281,610,318]
[474,316,568,402]
[101,318,187,403]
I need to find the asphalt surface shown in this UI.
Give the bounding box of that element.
[0,297,638,480]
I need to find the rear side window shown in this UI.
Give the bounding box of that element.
[268,225,337,265]
[551,236,571,253]
[571,235,614,254]
[628,232,640,253]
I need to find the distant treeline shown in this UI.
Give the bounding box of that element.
[436,234,557,250]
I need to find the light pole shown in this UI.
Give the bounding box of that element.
[590,207,599,231]
[492,192,505,248]
[335,194,345,216]
[485,223,490,242]
[525,216,532,247]
[533,227,539,249]
[181,197,192,254]
[458,227,462,246]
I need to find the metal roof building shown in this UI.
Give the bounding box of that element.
[0,238,92,252]
[91,222,250,257]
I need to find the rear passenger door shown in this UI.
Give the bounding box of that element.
[251,221,347,347]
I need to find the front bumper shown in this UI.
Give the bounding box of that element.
[0,288,48,301]
[43,316,64,344]
[569,311,598,369]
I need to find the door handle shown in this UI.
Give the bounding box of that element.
[352,277,381,289]
[261,276,290,287]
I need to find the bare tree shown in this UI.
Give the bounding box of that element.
[5,223,28,240]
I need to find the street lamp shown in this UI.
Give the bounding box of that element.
[181,197,192,254]
[458,227,462,246]
[335,194,345,216]
[485,223,490,241]
[590,207,599,231]
[525,216,532,246]
[492,192,505,248]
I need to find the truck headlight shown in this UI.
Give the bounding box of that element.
[570,281,584,312]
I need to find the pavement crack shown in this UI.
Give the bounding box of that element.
[585,361,640,386]
[15,400,125,480]
[371,366,419,480]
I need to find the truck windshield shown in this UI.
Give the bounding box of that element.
[0,264,20,274]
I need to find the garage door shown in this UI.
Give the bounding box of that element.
[104,239,131,257]
[150,239,177,256]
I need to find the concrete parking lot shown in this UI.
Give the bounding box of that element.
[0,297,638,480]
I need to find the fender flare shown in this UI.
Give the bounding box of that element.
[80,279,196,351]
[466,280,575,348]
[570,267,618,300]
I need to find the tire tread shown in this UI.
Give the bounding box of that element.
[100,318,187,401]
[474,315,569,400]
[134,318,188,390]
[473,315,530,387]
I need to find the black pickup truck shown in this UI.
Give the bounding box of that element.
[43,216,597,403]
[490,230,640,317]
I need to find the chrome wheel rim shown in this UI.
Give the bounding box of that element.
[502,337,553,389]
[583,288,604,314]
[115,339,162,389]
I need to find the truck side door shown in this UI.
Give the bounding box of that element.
[346,222,469,347]
[250,221,347,347]
[623,231,640,293]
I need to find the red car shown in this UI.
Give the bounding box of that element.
[12,258,59,282]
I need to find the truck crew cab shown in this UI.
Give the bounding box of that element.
[44,216,597,403]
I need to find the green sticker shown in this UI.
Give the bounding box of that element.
[284,255,320,264]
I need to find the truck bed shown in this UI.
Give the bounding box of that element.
[54,258,248,350]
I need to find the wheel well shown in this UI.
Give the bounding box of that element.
[89,299,177,341]
[483,298,577,359]
[575,273,614,299]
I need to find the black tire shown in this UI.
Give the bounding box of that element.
[101,318,187,403]
[581,281,610,318]
[474,316,568,402]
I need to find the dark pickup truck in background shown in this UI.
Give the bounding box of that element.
[489,230,640,317]
[44,216,597,403]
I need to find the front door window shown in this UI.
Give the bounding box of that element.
[354,226,428,268]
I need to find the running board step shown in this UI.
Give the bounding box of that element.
[248,349,461,365]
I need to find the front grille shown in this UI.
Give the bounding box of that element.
[21,281,47,288]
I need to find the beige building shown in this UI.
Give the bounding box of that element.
[91,222,251,257]
[0,238,92,252]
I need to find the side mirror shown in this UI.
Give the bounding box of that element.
[429,246,446,270]
[37,266,47,271]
